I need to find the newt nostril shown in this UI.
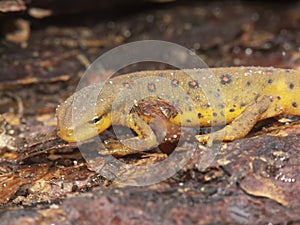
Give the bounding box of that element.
[66,127,74,137]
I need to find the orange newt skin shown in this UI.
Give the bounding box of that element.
[56,67,300,155]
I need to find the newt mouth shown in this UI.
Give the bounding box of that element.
[57,124,100,143]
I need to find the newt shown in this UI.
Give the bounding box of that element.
[56,67,300,155]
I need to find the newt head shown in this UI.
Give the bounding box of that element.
[56,83,113,142]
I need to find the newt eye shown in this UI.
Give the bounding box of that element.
[88,116,101,124]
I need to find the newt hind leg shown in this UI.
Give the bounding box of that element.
[196,96,274,145]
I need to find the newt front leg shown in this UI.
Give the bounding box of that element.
[101,113,159,156]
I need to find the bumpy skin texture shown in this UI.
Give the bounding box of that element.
[56,67,300,155]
